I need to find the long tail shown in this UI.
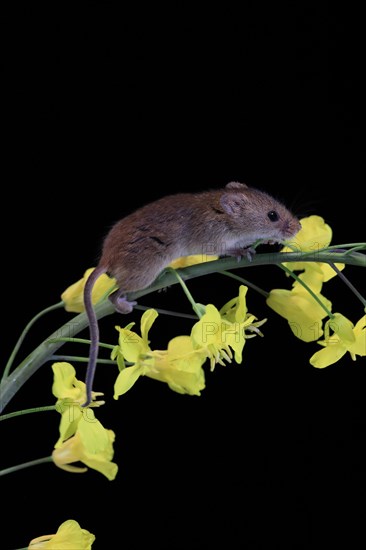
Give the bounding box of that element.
[82,265,106,407]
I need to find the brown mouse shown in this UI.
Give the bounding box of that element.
[82,181,301,405]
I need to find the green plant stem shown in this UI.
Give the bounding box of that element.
[134,304,198,319]
[50,355,116,364]
[279,264,334,318]
[329,262,366,308]
[0,456,53,476]
[47,337,115,349]
[2,301,64,381]
[167,268,204,318]
[325,243,366,251]
[0,298,114,414]
[219,270,269,298]
[0,249,364,414]
[0,405,56,421]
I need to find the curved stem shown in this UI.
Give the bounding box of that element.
[2,301,64,381]
[279,264,334,318]
[47,337,115,349]
[134,304,198,319]
[50,355,116,364]
[167,268,204,318]
[0,249,364,414]
[0,405,56,422]
[0,299,114,414]
[329,262,366,308]
[326,243,366,251]
[219,270,269,298]
[0,456,53,476]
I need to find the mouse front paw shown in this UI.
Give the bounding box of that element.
[227,246,256,262]
[109,290,137,314]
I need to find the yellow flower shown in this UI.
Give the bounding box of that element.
[282,215,344,289]
[61,267,116,313]
[266,283,332,342]
[28,519,95,549]
[220,284,252,323]
[310,313,366,368]
[169,254,218,269]
[52,410,118,480]
[112,309,158,396]
[283,215,333,254]
[268,216,347,341]
[142,335,206,395]
[113,309,207,398]
[52,362,104,448]
[191,285,264,370]
[52,362,104,406]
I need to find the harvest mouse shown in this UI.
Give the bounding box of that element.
[82,181,301,405]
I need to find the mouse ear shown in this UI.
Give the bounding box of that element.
[225,181,248,190]
[220,191,250,216]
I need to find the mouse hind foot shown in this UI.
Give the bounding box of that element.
[109,289,137,314]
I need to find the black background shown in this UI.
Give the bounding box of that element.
[1,4,364,549]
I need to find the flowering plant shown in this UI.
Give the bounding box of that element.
[0,214,365,548]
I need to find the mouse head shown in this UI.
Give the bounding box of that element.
[220,182,301,243]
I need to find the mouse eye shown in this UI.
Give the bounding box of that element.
[267,210,279,222]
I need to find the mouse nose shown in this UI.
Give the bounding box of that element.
[284,218,301,238]
[293,219,302,236]
[294,219,302,234]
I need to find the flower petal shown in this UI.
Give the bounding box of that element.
[114,364,145,399]
[283,215,332,253]
[140,308,159,342]
[220,285,248,323]
[52,362,77,399]
[349,315,366,356]
[309,343,347,368]
[267,288,331,342]
[55,400,83,448]
[61,267,116,313]
[77,412,110,454]
[169,254,218,269]
[328,313,355,345]
[28,519,95,549]
[116,328,144,363]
